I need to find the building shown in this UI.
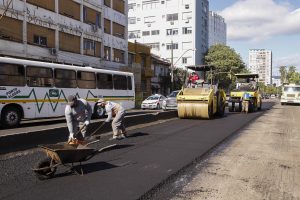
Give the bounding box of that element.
[128,0,209,68]
[0,0,128,70]
[151,54,171,96]
[208,11,226,47]
[127,41,154,106]
[248,49,272,85]
[272,76,281,87]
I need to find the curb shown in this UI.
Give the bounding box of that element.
[0,111,178,155]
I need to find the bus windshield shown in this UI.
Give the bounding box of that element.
[284,87,300,92]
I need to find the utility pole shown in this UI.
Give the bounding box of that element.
[171,40,174,91]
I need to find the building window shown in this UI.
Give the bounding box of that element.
[128,30,140,39]
[112,0,125,14]
[151,30,160,35]
[182,12,192,20]
[129,17,136,24]
[182,41,192,50]
[128,3,136,10]
[146,43,160,51]
[26,0,55,12]
[104,46,111,61]
[182,27,192,34]
[166,13,178,21]
[166,43,178,50]
[142,31,150,36]
[104,0,111,7]
[182,57,187,64]
[166,28,178,36]
[104,19,111,34]
[83,39,95,56]
[112,48,125,63]
[59,0,80,20]
[33,35,47,46]
[113,22,125,38]
[144,16,156,23]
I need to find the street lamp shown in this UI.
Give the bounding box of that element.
[170,43,197,90]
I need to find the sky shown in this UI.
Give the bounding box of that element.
[209,0,300,75]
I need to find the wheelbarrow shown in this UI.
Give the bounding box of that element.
[32,141,116,180]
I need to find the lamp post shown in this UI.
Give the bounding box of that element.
[170,46,197,90]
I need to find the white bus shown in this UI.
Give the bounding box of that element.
[281,84,300,105]
[0,57,135,128]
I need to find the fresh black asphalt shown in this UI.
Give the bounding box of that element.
[0,102,274,200]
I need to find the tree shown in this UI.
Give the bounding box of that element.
[204,44,247,90]
[173,67,187,90]
[279,66,287,84]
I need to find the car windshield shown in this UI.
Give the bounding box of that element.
[168,91,179,97]
[146,96,159,100]
[284,87,300,92]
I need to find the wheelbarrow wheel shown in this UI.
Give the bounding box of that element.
[34,158,57,180]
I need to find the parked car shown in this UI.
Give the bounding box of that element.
[141,94,166,110]
[162,90,179,110]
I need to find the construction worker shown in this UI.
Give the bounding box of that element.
[65,95,92,143]
[241,92,250,114]
[97,98,127,140]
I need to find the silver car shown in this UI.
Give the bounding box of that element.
[162,90,179,110]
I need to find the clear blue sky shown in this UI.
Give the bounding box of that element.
[209,0,300,75]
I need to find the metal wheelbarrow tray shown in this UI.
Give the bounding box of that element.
[33,142,116,180]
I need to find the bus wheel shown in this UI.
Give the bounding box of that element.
[93,106,105,118]
[1,107,21,128]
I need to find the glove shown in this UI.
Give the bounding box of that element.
[68,133,74,142]
[84,120,90,126]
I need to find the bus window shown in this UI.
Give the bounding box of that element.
[77,71,96,89]
[113,75,127,90]
[127,76,132,90]
[54,69,76,88]
[97,73,113,89]
[0,63,25,86]
[26,66,53,87]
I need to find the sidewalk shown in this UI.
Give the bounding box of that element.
[171,103,300,200]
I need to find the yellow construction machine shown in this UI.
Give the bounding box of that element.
[177,65,226,119]
[228,73,262,112]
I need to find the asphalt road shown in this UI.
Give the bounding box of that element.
[0,102,274,200]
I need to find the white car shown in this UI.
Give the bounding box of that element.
[141,94,166,110]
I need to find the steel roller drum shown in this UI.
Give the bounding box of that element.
[177,102,210,119]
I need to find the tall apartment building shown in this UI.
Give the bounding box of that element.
[208,11,226,47]
[128,0,209,68]
[0,0,128,70]
[248,49,272,85]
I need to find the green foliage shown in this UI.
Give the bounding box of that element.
[173,68,188,90]
[204,44,247,89]
[279,66,300,84]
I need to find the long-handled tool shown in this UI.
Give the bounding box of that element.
[86,121,106,140]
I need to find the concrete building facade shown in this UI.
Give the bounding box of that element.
[128,0,209,68]
[0,0,128,70]
[208,11,226,47]
[248,49,272,85]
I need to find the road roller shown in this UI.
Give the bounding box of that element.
[228,73,262,112]
[177,65,226,119]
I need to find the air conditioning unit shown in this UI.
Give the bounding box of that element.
[91,25,98,32]
[49,48,57,55]
[185,4,189,9]
[185,20,189,23]
[170,21,174,25]
[147,23,151,27]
